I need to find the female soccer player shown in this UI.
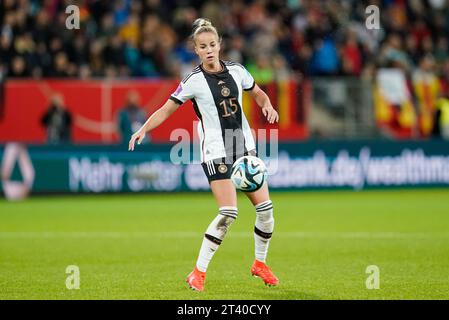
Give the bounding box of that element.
[128,18,279,292]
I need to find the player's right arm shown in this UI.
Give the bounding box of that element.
[128,99,178,151]
[129,76,195,151]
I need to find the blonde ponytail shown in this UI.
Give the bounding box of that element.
[191,18,220,42]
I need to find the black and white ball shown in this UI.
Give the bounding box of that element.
[230,156,268,192]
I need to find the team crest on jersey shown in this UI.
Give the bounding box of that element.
[218,164,228,174]
[221,86,230,97]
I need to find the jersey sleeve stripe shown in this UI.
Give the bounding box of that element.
[224,61,245,70]
[169,96,183,105]
[181,68,201,84]
[243,80,256,91]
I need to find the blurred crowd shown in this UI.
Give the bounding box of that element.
[0,0,449,86]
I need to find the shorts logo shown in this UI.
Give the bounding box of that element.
[221,86,230,97]
[218,164,228,174]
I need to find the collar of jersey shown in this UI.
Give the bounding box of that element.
[199,60,228,75]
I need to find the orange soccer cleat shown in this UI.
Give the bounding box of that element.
[186,267,206,292]
[251,260,279,286]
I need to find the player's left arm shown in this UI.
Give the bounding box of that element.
[247,84,279,124]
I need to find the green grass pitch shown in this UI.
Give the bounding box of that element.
[1,189,449,300]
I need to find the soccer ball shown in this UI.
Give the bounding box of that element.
[230,156,268,192]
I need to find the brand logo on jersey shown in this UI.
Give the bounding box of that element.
[221,86,230,97]
[218,80,225,85]
[218,164,228,174]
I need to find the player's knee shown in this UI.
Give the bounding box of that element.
[206,207,237,240]
[216,215,235,237]
[217,206,238,233]
[219,206,238,220]
[255,200,273,222]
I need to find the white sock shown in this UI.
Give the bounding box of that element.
[254,200,274,263]
[196,206,237,272]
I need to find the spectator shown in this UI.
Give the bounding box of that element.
[117,90,148,144]
[0,33,13,67]
[272,54,290,81]
[340,31,362,76]
[379,34,411,71]
[291,44,312,80]
[138,36,159,77]
[413,55,441,135]
[103,34,127,68]
[118,13,140,47]
[432,94,449,140]
[439,59,449,95]
[247,54,274,85]
[9,56,30,78]
[405,34,420,66]
[48,52,73,77]
[310,37,339,75]
[410,19,431,47]
[434,37,448,65]
[41,93,73,144]
[226,34,245,64]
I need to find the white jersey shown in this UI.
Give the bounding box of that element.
[170,60,256,163]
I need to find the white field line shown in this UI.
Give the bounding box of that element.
[0,231,448,239]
